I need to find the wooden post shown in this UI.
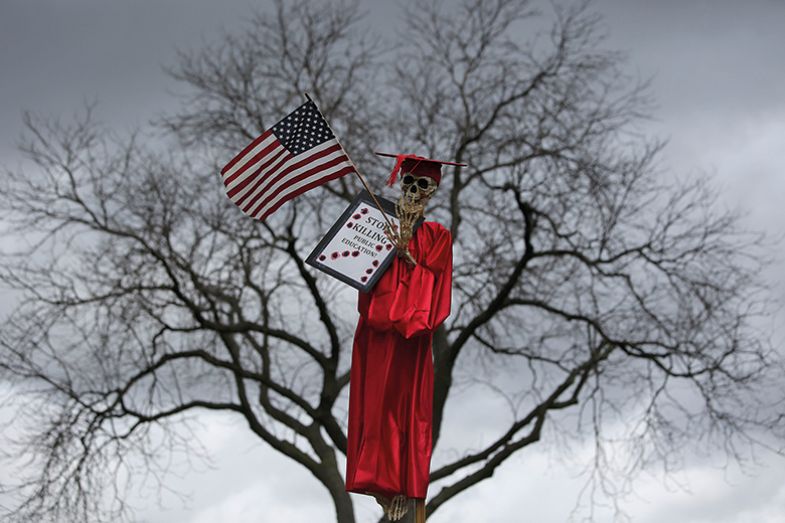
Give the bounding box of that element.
[415,499,426,523]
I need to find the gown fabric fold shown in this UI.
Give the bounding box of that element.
[345,221,452,499]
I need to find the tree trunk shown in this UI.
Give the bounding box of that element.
[329,481,355,523]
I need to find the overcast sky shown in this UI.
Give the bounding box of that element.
[1,0,784,522]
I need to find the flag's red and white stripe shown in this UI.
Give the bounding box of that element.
[221,130,354,221]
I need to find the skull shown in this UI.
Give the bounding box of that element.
[400,172,438,202]
[393,171,435,265]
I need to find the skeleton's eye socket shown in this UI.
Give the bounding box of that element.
[417,178,430,189]
[402,175,415,185]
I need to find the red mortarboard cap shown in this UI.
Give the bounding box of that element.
[375,152,467,187]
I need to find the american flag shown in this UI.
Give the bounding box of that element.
[220,101,355,221]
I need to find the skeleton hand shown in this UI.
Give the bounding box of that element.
[383,223,399,244]
[384,224,417,266]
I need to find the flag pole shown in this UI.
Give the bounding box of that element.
[304,93,398,235]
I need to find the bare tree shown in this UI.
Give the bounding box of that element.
[0,0,781,522]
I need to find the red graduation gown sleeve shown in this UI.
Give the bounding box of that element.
[345,221,452,500]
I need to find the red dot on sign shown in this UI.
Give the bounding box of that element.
[372,260,379,267]
[353,213,361,219]
[366,268,373,274]
[386,244,393,250]
[347,222,353,228]
[375,245,383,251]
[361,208,368,214]
[352,250,360,257]
[342,250,350,257]
[319,255,326,261]
[361,276,368,282]
[331,252,339,259]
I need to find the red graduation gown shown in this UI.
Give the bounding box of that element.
[345,221,452,500]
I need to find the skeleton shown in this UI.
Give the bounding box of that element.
[384,172,438,266]
[374,170,439,518]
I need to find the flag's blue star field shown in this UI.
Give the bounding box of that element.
[272,101,335,155]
